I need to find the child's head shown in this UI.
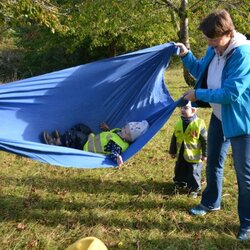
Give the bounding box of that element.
[181,101,197,118]
[120,120,149,142]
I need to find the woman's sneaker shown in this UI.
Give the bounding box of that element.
[189,204,220,216]
[237,229,250,241]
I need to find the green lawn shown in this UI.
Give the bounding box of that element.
[0,66,249,249]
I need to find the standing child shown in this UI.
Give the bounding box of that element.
[169,101,207,197]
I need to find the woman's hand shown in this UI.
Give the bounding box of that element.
[175,42,189,57]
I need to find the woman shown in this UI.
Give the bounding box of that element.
[176,9,250,241]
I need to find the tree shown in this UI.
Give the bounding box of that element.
[0,0,69,80]
[3,0,179,77]
[156,0,250,85]
[63,0,177,57]
[1,0,249,80]
[0,0,65,34]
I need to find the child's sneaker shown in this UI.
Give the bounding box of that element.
[174,182,187,195]
[43,131,54,144]
[52,130,61,139]
[43,131,62,146]
[52,130,63,145]
[174,181,187,189]
[188,188,201,198]
[189,191,198,198]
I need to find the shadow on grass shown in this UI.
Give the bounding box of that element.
[1,174,174,195]
[0,192,239,234]
[0,175,240,237]
[107,236,250,250]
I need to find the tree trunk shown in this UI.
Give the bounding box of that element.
[178,0,195,86]
[108,40,117,57]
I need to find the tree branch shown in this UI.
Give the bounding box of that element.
[157,0,179,13]
[189,0,205,13]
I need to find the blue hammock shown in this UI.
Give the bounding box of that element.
[0,43,180,168]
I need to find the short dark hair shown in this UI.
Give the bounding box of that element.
[199,9,235,38]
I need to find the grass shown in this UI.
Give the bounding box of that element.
[0,66,249,249]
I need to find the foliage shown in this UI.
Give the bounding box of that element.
[156,0,250,54]
[0,0,65,34]
[0,0,68,79]
[1,67,250,249]
[64,0,176,56]
[1,0,178,78]
[0,0,249,80]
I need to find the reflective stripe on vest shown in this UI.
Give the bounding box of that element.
[174,118,206,163]
[84,130,129,154]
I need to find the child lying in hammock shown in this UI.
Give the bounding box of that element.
[43,120,149,167]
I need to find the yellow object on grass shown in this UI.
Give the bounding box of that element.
[66,236,108,250]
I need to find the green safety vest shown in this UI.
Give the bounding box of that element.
[174,118,206,163]
[83,129,129,154]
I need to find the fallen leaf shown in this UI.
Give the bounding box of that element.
[17,223,26,231]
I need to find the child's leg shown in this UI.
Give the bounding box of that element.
[68,123,93,135]
[186,162,203,192]
[173,158,188,188]
[62,131,87,149]
[62,123,93,149]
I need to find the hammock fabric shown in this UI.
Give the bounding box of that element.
[0,43,180,168]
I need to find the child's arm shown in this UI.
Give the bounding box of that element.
[200,136,207,162]
[104,141,123,167]
[199,122,208,161]
[116,155,123,167]
[169,133,177,158]
[100,122,110,131]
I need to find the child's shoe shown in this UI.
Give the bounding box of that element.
[188,188,201,198]
[43,131,62,146]
[43,131,54,144]
[52,130,61,139]
[189,191,198,198]
[52,130,63,145]
[174,181,187,189]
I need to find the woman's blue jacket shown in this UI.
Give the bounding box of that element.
[182,45,250,138]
